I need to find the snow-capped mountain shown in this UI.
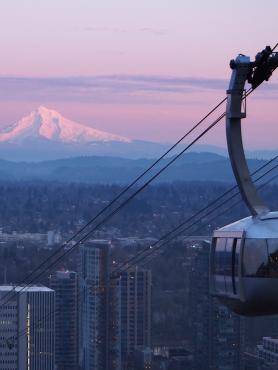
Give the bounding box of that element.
[0,106,131,144]
[0,106,228,161]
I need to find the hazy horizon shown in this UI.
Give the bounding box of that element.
[0,1,277,149]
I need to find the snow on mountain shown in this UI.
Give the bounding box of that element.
[0,106,131,144]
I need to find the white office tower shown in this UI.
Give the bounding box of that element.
[79,240,121,370]
[0,285,55,370]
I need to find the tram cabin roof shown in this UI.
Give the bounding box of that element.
[216,212,278,239]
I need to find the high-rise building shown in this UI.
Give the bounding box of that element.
[240,315,278,369]
[49,270,78,370]
[78,241,151,370]
[257,337,278,369]
[120,268,152,370]
[0,285,55,370]
[78,240,121,370]
[134,346,152,370]
[210,302,241,370]
[189,241,242,370]
[189,242,212,370]
[108,276,122,370]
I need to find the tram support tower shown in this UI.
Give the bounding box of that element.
[210,46,278,316]
[227,47,278,216]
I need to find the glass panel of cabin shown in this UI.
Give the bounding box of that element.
[243,239,268,277]
[224,238,234,294]
[214,238,227,293]
[233,238,241,294]
[266,239,278,278]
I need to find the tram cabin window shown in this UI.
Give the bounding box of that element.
[243,239,278,278]
[213,236,240,295]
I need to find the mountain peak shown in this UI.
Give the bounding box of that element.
[0,107,131,144]
[35,105,60,117]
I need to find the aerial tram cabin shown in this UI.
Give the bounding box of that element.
[210,213,278,315]
[209,47,278,316]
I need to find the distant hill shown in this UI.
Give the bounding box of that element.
[0,152,271,184]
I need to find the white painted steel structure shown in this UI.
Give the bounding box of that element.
[210,47,278,316]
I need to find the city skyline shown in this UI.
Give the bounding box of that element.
[0,4,278,369]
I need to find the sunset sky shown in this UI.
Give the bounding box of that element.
[0,0,277,149]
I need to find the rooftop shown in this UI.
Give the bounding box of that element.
[0,285,54,293]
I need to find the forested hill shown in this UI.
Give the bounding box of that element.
[0,152,271,184]
[0,181,277,235]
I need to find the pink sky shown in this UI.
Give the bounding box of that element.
[0,0,277,148]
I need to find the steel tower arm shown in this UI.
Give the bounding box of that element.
[226,48,278,216]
